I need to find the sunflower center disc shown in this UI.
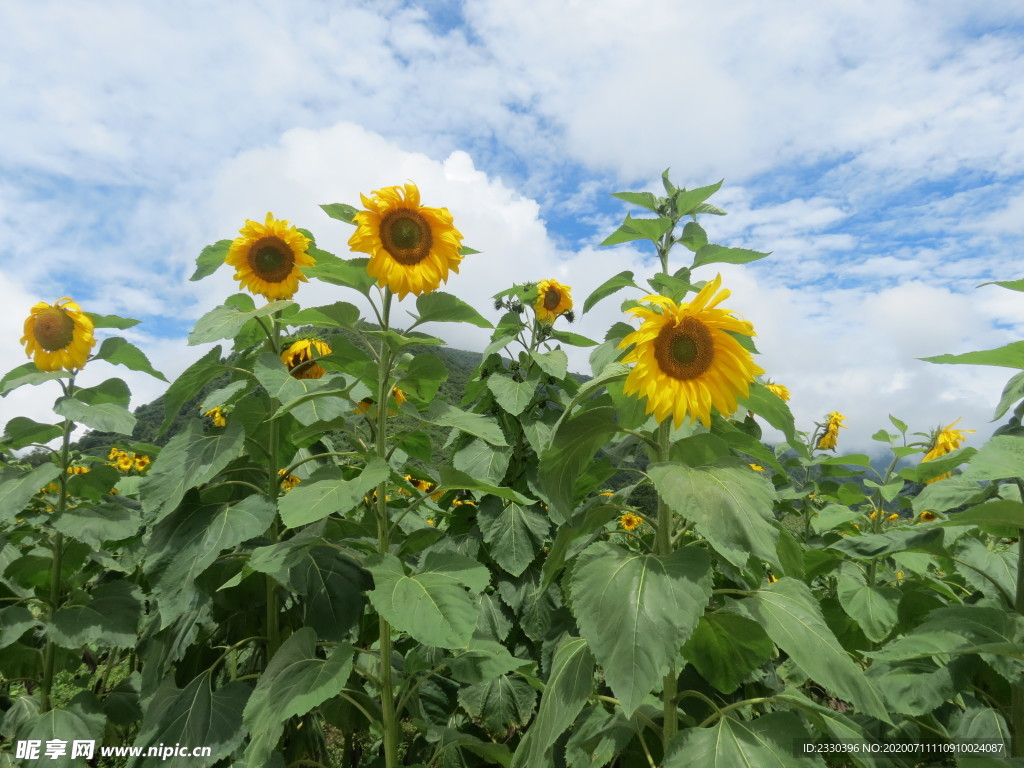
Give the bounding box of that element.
[381,210,433,265]
[654,317,714,380]
[543,288,561,311]
[249,237,295,283]
[33,308,76,352]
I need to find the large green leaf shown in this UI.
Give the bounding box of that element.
[49,580,142,648]
[50,498,143,548]
[159,346,225,435]
[940,499,1024,535]
[288,301,361,329]
[0,463,60,524]
[139,420,245,524]
[366,552,489,649]
[865,657,974,717]
[0,605,36,649]
[292,546,370,641]
[477,497,551,577]
[0,416,62,451]
[243,629,355,768]
[190,239,232,281]
[128,672,249,768]
[921,341,1024,370]
[253,354,351,426]
[0,362,68,396]
[510,636,595,768]
[92,336,167,380]
[963,436,1024,481]
[564,706,634,768]
[15,700,107,768]
[582,271,640,314]
[488,373,535,416]
[649,458,780,569]
[692,244,770,268]
[277,458,388,527]
[454,438,512,486]
[458,674,537,737]
[539,406,619,517]
[303,254,375,295]
[146,494,276,627]
[412,400,508,446]
[412,291,492,328]
[682,611,776,694]
[828,528,944,560]
[736,578,891,723]
[739,382,808,459]
[837,569,899,643]
[569,542,712,715]
[188,297,293,344]
[955,538,1016,606]
[54,396,136,435]
[665,712,826,768]
[993,371,1024,421]
[439,467,534,504]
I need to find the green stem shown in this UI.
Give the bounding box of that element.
[652,420,679,749]
[1012,490,1024,756]
[265,315,283,663]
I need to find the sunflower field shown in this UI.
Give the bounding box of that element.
[2,174,1024,768]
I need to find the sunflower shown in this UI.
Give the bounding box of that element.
[107,446,120,461]
[618,275,764,429]
[749,463,764,472]
[281,339,331,380]
[921,418,974,483]
[225,212,314,301]
[203,406,227,427]
[764,381,791,402]
[348,183,464,299]
[619,512,643,531]
[67,465,90,475]
[134,455,151,472]
[918,510,938,523]
[21,297,95,372]
[116,452,135,473]
[355,388,407,415]
[817,411,846,450]
[277,469,301,492]
[534,279,573,323]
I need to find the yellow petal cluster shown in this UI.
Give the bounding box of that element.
[21,297,95,372]
[817,411,846,450]
[225,212,314,301]
[921,418,974,483]
[534,279,573,323]
[282,339,332,380]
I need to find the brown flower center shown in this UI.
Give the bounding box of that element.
[33,307,76,351]
[247,236,295,283]
[543,287,561,311]
[380,209,432,265]
[653,317,714,380]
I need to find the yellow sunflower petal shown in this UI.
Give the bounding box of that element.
[224,212,314,301]
[20,297,95,371]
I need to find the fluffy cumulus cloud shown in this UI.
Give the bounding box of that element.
[2,0,1023,455]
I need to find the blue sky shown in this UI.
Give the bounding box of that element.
[2,0,1024,452]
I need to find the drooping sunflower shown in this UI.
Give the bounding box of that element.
[281,339,332,380]
[534,279,573,323]
[225,212,315,301]
[21,297,95,372]
[921,418,974,483]
[764,381,791,402]
[348,183,464,299]
[817,411,846,451]
[618,275,764,429]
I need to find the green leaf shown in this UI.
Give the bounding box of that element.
[530,348,568,379]
[76,377,131,406]
[139,420,245,524]
[994,371,1024,421]
[84,312,140,330]
[304,254,375,295]
[921,341,1024,370]
[0,362,68,396]
[458,675,537,737]
[159,346,225,435]
[188,298,293,345]
[955,538,1016,605]
[911,475,986,514]
[682,611,776,694]
[564,706,634,768]
[980,278,1024,293]
[837,570,899,643]
[412,291,492,328]
[582,270,640,314]
[243,629,355,768]
[692,244,770,269]
[865,657,973,717]
[278,459,388,527]
[0,606,36,649]
[128,672,249,768]
[0,464,60,523]
[736,579,891,723]
[900,445,977,483]
[438,467,534,504]
[673,180,724,216]
[547,329,599,347]
[539,406,620,518]
[292,548,371,641]
[414,400,508,446]
[739,382,808,459]
[54,396,136,435]
[570,542,712,715]
[649,459,780,569]
[320,202,358,224]
[510,636,594,768]
[1,416,62,450]
[146,494,276,627]
[488,373,535,416]
[92,336,167,381]
[17,701,107,768]
[610,190,659,211]
[454,439,511,486]
[397,353,448,402]
[51,499,143,548]
[940,499,1024,535]
[665,712,825,768]
[599,213,673,246]
[680,220,708,252]
[288,301,361,328]
[477,497,551,577]
[366,552,489,649]
[49,580,142,648]
[963,436,1024,481]
[190,239,232,281]
[828,528,944,560]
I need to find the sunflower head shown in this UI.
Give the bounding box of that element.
[134,455,151,472]
[21,297,95,372]
[618,275,764,429]
[619,512,643,532]
[533,279,573,324]
[816,411,846,451]
[918,510,938,523]
[281,339,332,380]
[203,406,227,427]
[348,183,465,299]
[225,212,315,301]
[921,418,974,482]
